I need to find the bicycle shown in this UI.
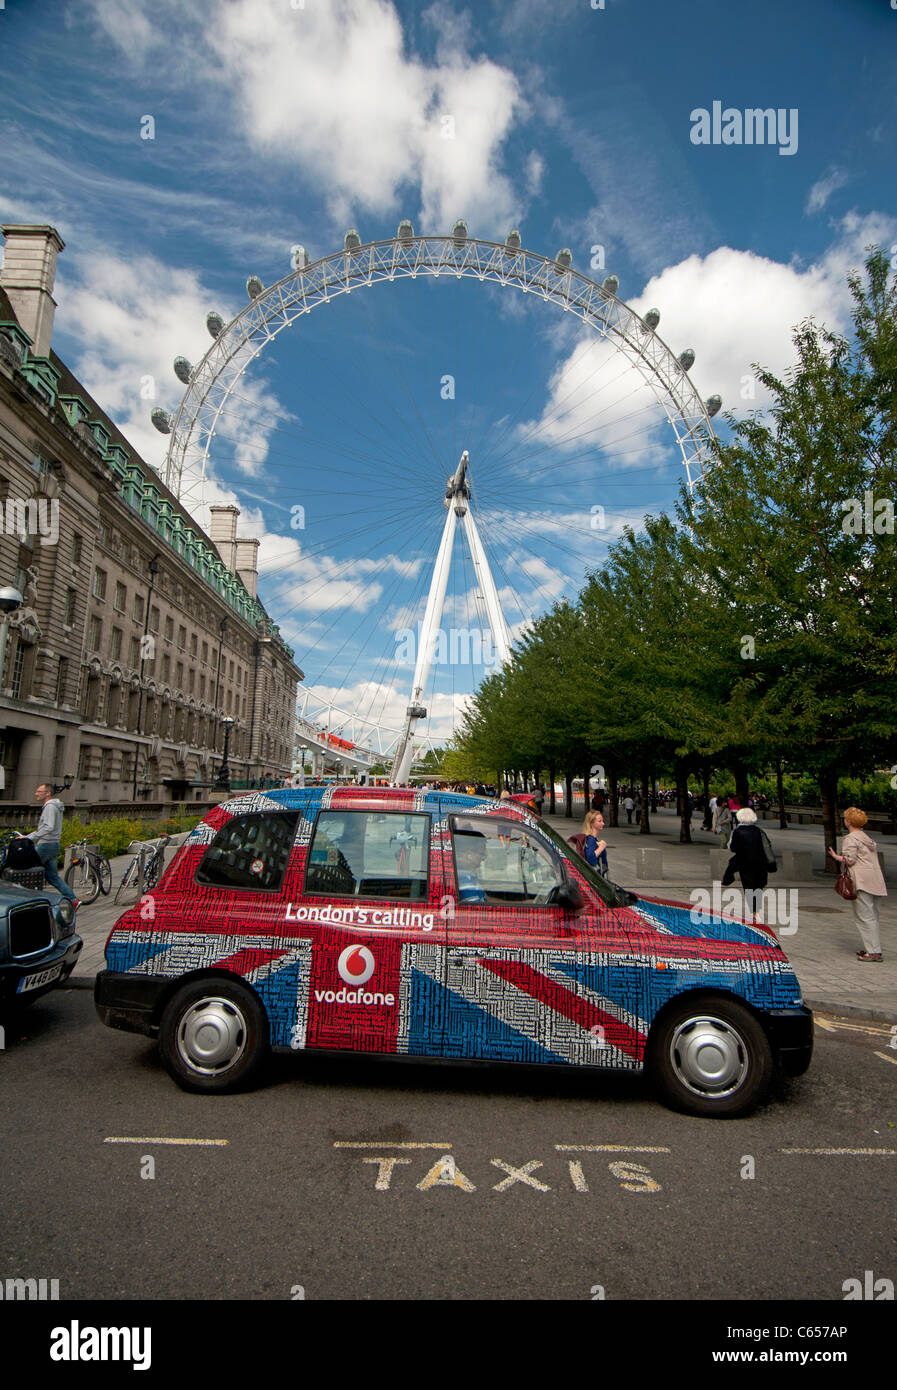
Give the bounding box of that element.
[114,835,171,904]
[64,838,112,905]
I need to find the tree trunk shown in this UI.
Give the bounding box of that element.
[733,760,750,808]
[776,759,788,830]
[548,764,556,815]
[564,769,573,819]
[639,762,651,834]
[819,767,840,873]
[676,759,692,844]
[607,765,619,828]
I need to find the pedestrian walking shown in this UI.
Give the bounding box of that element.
[17,782,77,904]
[532,783,546,816]
[623,793,634,825]
[581,809,609,875]
[828,807,887,961]
[713,797,733,846]
[721,807,771,924]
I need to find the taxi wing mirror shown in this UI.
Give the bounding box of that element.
[556,880,584,913]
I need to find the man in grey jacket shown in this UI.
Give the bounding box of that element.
[20,782,77,904]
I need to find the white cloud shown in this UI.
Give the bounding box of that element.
[806,167,848,214]
[522,212,897,459]
[86,0,528,234]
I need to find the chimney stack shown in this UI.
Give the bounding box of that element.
[208,504,239,572]
[235,538,260,599]
[0,225,65,358]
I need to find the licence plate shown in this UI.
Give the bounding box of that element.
[17,962,63,994]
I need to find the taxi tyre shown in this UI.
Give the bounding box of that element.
[158,977,270,1094]
[646,992,774,1118]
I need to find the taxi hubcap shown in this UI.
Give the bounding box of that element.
[669,1015,747,1097]
[177,997,247,1075]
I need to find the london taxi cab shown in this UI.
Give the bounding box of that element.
[94,787,812,1116]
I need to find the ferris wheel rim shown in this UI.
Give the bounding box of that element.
[159,230,721,754]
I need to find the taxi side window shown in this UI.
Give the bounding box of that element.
[451,815,565,907]
[196,811,300,892]
[305,810,429,901]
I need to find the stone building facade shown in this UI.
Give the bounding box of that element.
[0,224,301,805]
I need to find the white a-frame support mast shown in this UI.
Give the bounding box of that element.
[390,451,512,785]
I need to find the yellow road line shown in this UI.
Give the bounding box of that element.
[555,1144,671,1153]
[333,1141,452,1149]
[780,1147,897,1156]
[104,1137,228,1146]
[873,1050,897,1067]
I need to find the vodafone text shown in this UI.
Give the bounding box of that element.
[286,903,435,931]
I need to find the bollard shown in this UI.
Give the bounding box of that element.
[636,847,664,880]
[781,849,813,879]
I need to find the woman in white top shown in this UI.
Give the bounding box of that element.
[828,807,888,961]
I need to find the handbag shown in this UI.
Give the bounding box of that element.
[835,864,857,901]
[760,829,777,872]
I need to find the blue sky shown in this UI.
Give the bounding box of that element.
[1,0,895,753]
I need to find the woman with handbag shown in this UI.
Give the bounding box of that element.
[828,807,887,961]
[721,807,775,925]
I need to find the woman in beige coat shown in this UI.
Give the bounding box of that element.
[828,807,888,961]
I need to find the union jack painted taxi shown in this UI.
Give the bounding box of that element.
[94,787,812,1116]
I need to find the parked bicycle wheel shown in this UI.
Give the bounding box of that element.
[97,855,112,896]
[114,855,139,905]
[65,857,101,905]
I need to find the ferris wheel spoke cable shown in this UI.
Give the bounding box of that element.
[310,509,445,692]
[195,383,443,493]
[475,344,639,478]
[479,370,662,478]
[280,292,449,488]
[358,523,444,728]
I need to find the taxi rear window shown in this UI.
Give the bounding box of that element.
[196,811,300,891]
[305,810,429,901]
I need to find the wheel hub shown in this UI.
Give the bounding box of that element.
[669,1015,747,1097]
[177,998,247,1075]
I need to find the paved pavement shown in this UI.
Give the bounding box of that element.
[66,811,897,1022]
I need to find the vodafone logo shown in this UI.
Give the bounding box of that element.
[337,944,375,987]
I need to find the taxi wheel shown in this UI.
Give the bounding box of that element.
[158,978,269,1094]
[647,993,773,1118]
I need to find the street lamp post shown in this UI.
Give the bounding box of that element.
[217,715,235,792]
[132,555,160,802]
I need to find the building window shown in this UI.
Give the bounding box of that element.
[10,641,26,699]
[176,661,184,690]
[98,522,108,547]
[177,625,186,650]
[129,635,140,669]
[92,568,107,600]
[88,614,102,650]
[77,745,92,780]
[162,654,170,682]
[190,633,197,657]
[71,534,83,566]
[133,593,144,622]
[199,675,205,700]
[56,656,68,706]
[110,627,122,660]
[114,581,126,611]
[188,668,195,695]
[201,641,208,664]
[149,606,159,633]
[164,615,173,642]
[64,588,77,626]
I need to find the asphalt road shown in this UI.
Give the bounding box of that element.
[1,988,895,1311]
